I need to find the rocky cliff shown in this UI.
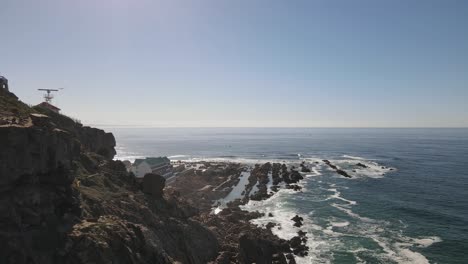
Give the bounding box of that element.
[0,88,298,264]
[0,89,219,263]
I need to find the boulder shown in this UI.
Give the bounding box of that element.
[142,173,166,198]
[291,215,303,227]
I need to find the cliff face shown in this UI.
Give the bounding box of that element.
[0,90,218,264]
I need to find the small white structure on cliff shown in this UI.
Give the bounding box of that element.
[0,76,9,91]
[36,102,61,113]
[36,88,63,113]
[131,157,172,178]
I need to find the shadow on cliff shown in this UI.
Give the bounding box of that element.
[0,89,219,264]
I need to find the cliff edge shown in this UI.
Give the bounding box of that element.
[0,89,219,264]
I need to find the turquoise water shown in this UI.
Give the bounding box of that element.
[110,128,468,263]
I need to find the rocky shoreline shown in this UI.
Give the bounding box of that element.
[1,89,308,263]
[1,88,395,263]
[168,160,314,262]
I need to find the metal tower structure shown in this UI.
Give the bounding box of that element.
[38,88,63,103]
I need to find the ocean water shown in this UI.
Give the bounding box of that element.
[109,127,468,264]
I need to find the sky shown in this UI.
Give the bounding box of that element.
[1,0,468,127]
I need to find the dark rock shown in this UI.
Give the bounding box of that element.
[142,173,166,198]
[239,233,288,264]
[285,184,302,191]
[291,215,304,227]
[300,164,311,173]
[297,230,307,237]
[286,253,297,264]
[289,234,309,257]
[0,91,221,264]
[266,222,277,229]
[289,236,302,248]
[336,169,351,178]
[356,163,368,168]
[290,170,304,183]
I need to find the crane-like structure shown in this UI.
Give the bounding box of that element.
[38,88,63,104]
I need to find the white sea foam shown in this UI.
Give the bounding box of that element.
[331,203,374,223]
[412,237,442,248]
[114,155,145,162]
[371,238,434,264]
[329,201,440,264]
[326,188,357,205]
[171,155,395,180]
[330,158,395,179]
[330,221,350,228]
[342,155,368,160]
[324,220,349,236]
[240,189,332,264]
[312,166,322,176]
[207,155,436,264]
[185,157,296,165]
[177,154,437,264]
[168,154,189,159]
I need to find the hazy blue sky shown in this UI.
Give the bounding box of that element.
[1,0,467,127]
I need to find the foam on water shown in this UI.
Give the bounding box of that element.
[330,221,350,228]
[328,202,442,264]
[168,154,189,159]
[329,158,395,179]
[114,146,145,162]
[154,154,396,181]
[240,188,333,264]
[111,127,461,264]
[312,166,323,176]
[342,155,369,160]
[238,159,438,264]
[326,188,357,205]
[122,149,436,263]
[412,237,442,248]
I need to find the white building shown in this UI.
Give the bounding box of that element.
[131,157,172,178]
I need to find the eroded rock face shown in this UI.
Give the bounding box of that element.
[78,126,116,159]
[0,124,83,263]
[32,105,117,160]
[63,216,174,264]
[0,91,219,264]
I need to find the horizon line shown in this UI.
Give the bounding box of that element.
[87,125,468,129]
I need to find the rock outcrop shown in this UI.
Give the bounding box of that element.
[323,159,352,178]
[0,91,218,264]
[142,173,166,198]
[1,89,307,264]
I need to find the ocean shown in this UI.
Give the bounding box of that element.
[109,127,468,264]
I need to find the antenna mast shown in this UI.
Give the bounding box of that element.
[38,88,63,103]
